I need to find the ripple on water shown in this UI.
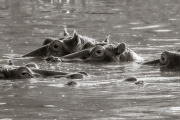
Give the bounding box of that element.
[169,107,180,112]
[131,24,164,30]
[48,83,65,88]
[43,105,58,108]
[153,29,172,32]
[0,118,13,120]
[147,39,180,41]
[129,21,145,25]
[0,103,6,105]
[3,54,21,59]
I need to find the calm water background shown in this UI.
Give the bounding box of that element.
[0,0,180,119]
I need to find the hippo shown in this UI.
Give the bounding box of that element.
[143,51,180,70]
[45,42,143,63]
[22,29,107,58]
[0,61,87,79]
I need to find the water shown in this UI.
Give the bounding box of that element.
[0,0,180,119]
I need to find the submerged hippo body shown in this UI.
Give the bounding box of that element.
[22,29,98,58]
[0,62,87,79]
[143,51,180,70]
[46,42,143,63]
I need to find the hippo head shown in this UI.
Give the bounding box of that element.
[159,51,180,69]
[22,30,94,57]
[0,66,34,79]
[143,51,180,70]
[61,43,126,63]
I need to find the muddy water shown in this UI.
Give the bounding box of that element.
[0,0,180,119]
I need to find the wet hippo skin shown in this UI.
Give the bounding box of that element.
[143,51,180,70]
[45,42,143,63]
[0,62,87,79]
[22,29,99,58]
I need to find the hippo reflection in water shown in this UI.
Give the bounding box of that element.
[22,29,107,58]
[143,51,180,70]
[45,42,143,63]
[0,61,87,79]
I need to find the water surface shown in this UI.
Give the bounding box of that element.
[0,0,180,119]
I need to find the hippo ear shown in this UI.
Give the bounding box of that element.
[43,38,54,46]
[72,31,81,45]
[115,42,126,55]
[103,35,110,43]
[63,28,69,36]
[25,62,39,69]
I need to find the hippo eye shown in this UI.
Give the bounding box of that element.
[160,53,168,65]
[21,71,28,76]
[49,40,62,52]
[19,70,32,78]
[95,49,104,57]
[17,67,33,78]
[91,46,105,57]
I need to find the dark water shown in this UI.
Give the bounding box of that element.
[0,0,180,119]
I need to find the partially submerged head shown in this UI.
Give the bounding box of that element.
[0,66,34,79]
[159,51,180,69]
[0,62,87,79]
[62,43,126,63]
[22,29,97,58]
[143,51,180,70]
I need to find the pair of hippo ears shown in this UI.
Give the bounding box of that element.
[63,29,111,45]
[43,29,81,45]
[44,28,110,47]
[64,28,110,42]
